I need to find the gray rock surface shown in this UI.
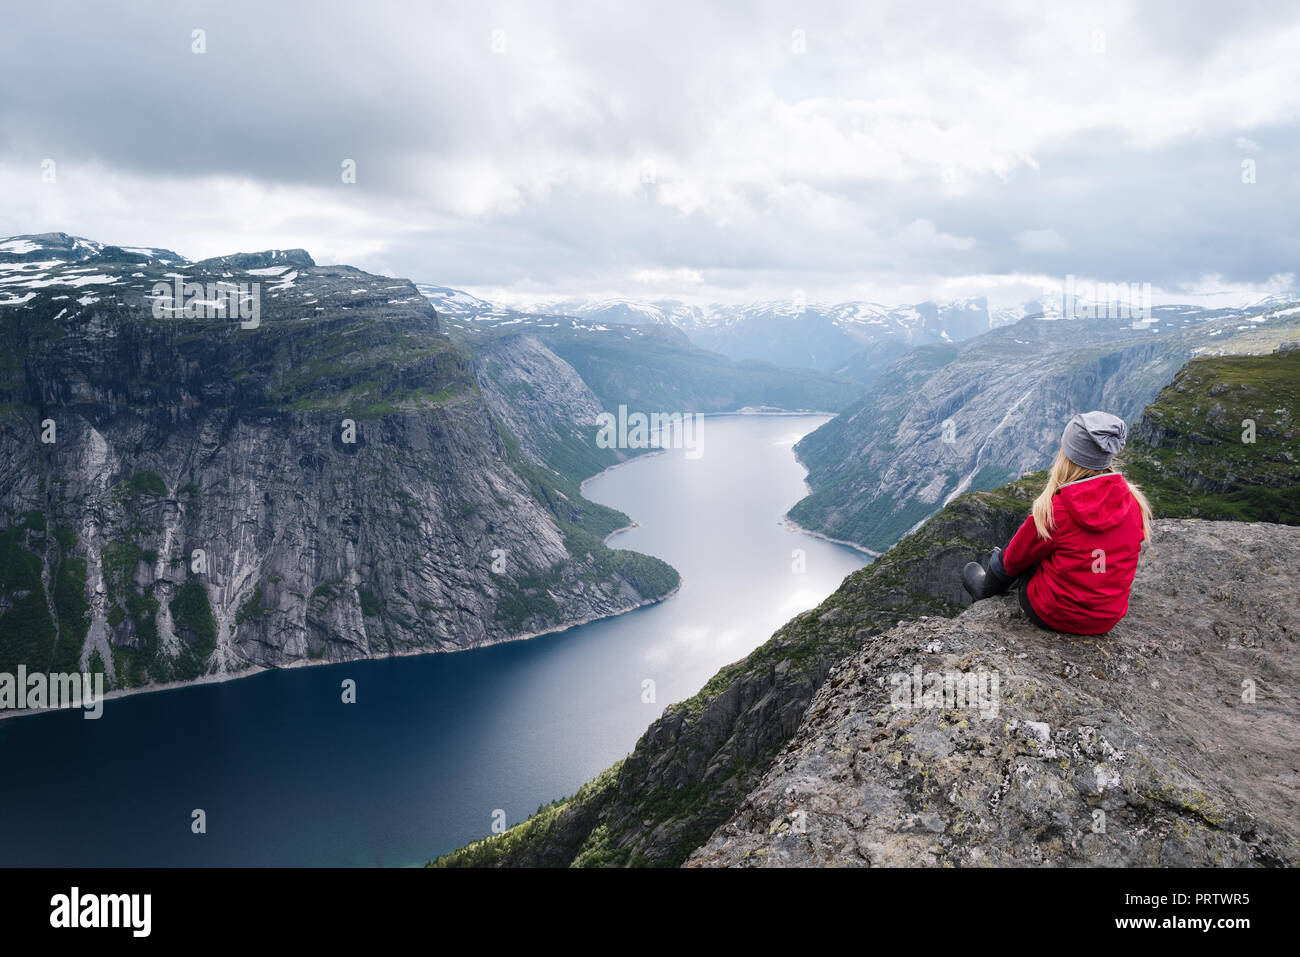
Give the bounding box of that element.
[470,333,628,480]
[688,519,1300,867]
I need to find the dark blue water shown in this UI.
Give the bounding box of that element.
[0,415,866,866]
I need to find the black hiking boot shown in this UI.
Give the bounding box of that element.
[962,547,1015,601]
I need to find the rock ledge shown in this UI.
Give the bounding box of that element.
[687,520,1300,867]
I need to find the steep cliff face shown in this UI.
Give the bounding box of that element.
[688,519,1300,867]
[432,348,1300,868]
[790,307,1300,552]
[0,234,677,690]
[468,333,635,484]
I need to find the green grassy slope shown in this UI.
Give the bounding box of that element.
[1120,349,1300,524]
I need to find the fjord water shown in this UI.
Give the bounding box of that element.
[0,415,865,866]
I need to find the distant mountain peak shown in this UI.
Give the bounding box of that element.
[192,248,315,270]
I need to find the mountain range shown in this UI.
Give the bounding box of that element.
[0,233,876,696]
[789,301,1300,552]
[420,276,1300,556]
[421,284,994,374]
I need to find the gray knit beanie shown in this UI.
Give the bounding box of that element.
[1061,411,1127,470]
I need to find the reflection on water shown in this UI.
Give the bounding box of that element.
[0,415,867,866]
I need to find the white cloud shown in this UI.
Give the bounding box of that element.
[1015,229,1068,253]
[897,219,975,252]
[2,0,1298,302]
[629,267,705,286]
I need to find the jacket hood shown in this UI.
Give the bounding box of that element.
[1057,472,1136,532]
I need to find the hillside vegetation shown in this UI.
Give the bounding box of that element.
[1120,348,1300,524]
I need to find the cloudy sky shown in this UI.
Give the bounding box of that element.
[2,0,1297,308]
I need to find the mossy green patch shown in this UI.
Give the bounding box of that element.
[169,577,217,681]
[123,470,167,498]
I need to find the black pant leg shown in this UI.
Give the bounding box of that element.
[1017,573,1055,632]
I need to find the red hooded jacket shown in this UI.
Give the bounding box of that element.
[1001,472,1146,635]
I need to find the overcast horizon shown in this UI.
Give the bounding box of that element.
[2,0,1298,309]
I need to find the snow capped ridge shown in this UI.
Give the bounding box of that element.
[414,281,999,371]
[416,278,1300,374]
[414,283,502,318]
[465,292,993,334]
[1244,293,1297,312]
[0,232,188,266]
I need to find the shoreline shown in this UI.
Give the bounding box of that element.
[579,408,835,498]
[3,455,691,724]
[0,581,685,723]
[703,407,837,417]
[2,408,831,723]
[781,516,882,558]
[578,446,669,496]
[778,413,879,558]
[0,661,270,722]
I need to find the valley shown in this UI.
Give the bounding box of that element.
[0,411,865,865]
[0,232,876,703]
[434,345,1300,867]
[2,231,1296,871]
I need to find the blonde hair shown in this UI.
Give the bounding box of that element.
[1031,449,1153,541]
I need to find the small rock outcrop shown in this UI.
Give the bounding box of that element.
[687,520,1300,867]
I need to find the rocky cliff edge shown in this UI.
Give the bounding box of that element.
[688,519,1300,867]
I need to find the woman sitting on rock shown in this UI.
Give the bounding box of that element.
[962,411,1153,635]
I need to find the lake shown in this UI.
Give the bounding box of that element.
[0,414,866,866]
